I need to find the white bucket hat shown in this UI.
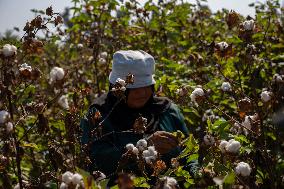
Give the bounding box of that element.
[109,50,156,88]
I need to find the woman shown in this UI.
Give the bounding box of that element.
[80,50,196,186]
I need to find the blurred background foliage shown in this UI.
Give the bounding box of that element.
[1,0,284,188]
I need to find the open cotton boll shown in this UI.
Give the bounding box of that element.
[71,173,83,185]
[226,139,241,154]
[62,171,73,184]
[221,82,232,92]
[243,20,255,31]
[147,146,157,155]
[93,171,106,182]
[219,140,228,153]
[59,182,68,189]
[116,78,126,87]
[49,67,65,84]
[132,147,139,155]
[273,73,282,82]
[260,91,272,102]
[190,87,204,104]
[57,95,69,110]
[6,122,13,133]
[203,134,215,146]
[217,42,228,51]
[2,44,17,57]
[142,150,151,158]
[126,143,135,151]
[0,110,10,124]
[99,51,108,59]
[161,176,178,189]
[235,162,252,177]
[19,63,32,72]
[136,139,147,151]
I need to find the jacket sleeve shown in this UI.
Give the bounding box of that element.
[162,104,199,176]
[168,103,189,136]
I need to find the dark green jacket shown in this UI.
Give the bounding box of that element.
[80,93,189,178]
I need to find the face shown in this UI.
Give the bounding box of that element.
[127,86,153,109]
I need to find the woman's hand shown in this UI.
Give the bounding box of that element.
[147,131,179,154]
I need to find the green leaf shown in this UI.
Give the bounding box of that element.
[223,172,235,185]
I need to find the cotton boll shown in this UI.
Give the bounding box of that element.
[6,122,13,133]
[145,156,155,164]
[77,43,84,49]
[71,173,83,185]
[13,183,20,189]
[217,42,228,51]
[260,91,272,102]
[235,162,251,177]
[2,44,17,57]
[132,147,139,155]
[190,87,204,104]
[165,177,178,186]
[99,52,108,59]
[116,78,126,87]
[203,134,215,146]
[273,74,282,82]
[230,122,242,134]
[142,150,151,158]
[0,110,10,124]
[19,63,32,72]
[226,139,241,154]
[57,95,69,110]
[49,67,65,84]
[62,171,73,184]
[242,116,252,130]
[243,20,255,31]
[136,139,147,151]
[161,177,178,189]
[99,57,107,64]
[148,146,157,156]
[202,109,216,122]
[219,140,228,153]
[221,82,232,92]
[126,143,135,151]
[176,87,188,96]
[59,182,68,189]
[93,171,106,182]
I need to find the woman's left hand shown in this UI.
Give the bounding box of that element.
[147,131,179,154]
